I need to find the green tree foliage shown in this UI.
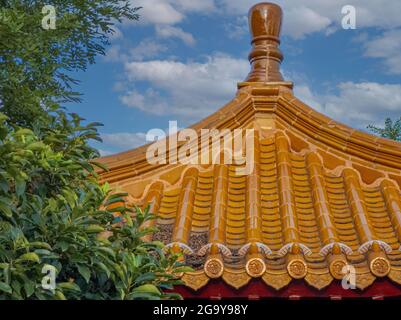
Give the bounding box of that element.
[0,1,190,299]
[0,113,189,300]
[0,0,139,127]
[367,118,401,141]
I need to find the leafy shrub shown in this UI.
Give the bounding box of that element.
[0,113,189,300]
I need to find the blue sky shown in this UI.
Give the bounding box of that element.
[66,0,401,156]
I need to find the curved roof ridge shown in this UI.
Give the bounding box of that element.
[98,3,401,296]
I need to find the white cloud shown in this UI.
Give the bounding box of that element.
[155,25,195,45]
[134,0,184,25]
[173,0,215,12]
[363,29,401,74]
[121,1,401,76]
[105,39,168,63]
[132,0,215,25]
[128,1,401,39]
[120,54,249,121]
[116,78,401,137]
[125,0,213,53]
[98,149,113,157]
[295,81,401,129]
[283,6,331,39]
[223,3,333,39]
[109,1,401,133]
[117,47,401,128]
[217,0,336,39]
[101,132,148,150]
[293,84,324,113]
[104,45,124,62]
[130,39,168,60]
[224,15,248,39]
[109,26,123,41]
[120,88,168,114]
[218,0,401,38]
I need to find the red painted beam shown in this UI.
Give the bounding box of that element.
[174,279,401,299]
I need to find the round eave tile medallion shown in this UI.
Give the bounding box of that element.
[204,258,224,279]
[329,259,348,280]
[370,257,390,278]
[287,258,308,279]
[246,258,266,278]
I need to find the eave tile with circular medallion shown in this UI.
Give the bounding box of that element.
[182,271,210,291]
[305,272,333,290]
[262,271,292,290]
[204,258,224,279]
[246,258,266,278]
[370,257,391,277]
[287,258,308,279]
[222,269,251,289]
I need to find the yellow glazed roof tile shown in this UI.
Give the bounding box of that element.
[97,3,401,291]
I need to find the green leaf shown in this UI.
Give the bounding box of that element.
[97,246,116,259]
[0,202,12,218]
[11,280,22,299]
[77,265,91,283]
[15,177,26,197]
[85,225,104,233]
[0,113,8,122]
[134,272,156,285]
[0,196,12,217]
[0,282,12,294]
[127,292,161,300]
[174,266,194,273]
[55,290,67,300]
[95,262,111,278]
[58,282,81,292]
[0,174,9,193]
[17,252,40,263]
[56,241,69,252]
[106,193,128,201]
[29,242,52,250]
[107,206,128,213]
[133,284,161,296]
[151,241,165,249]
[26,141,46,151]
[114,263,125,281]
[162,292,183,300]
[14,128,33,137]
[23,280,35,297]
[91,161,109,172]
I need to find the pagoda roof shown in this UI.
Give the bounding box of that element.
[98,3,401,296]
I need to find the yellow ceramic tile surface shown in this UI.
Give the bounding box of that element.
[97,3,401,291]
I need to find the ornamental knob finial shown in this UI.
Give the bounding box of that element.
[244,2,285,83]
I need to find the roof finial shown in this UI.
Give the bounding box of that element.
[243,2,285,83]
